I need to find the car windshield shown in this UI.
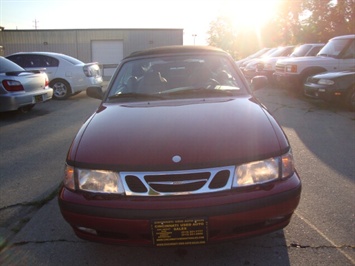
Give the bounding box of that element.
[291,45,312,57]
[247,48,271,59]
[107,54,246,100]
[269,46,294,57]
[317,38,354,58]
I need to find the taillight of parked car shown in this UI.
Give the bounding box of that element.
[2,80,24,91]
[83,64,101,77]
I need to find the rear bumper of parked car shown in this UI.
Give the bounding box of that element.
[58,172,301,246]
[0,89,53,112]
[70,76,103,94]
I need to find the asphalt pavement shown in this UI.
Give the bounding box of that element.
[0,85,354,265]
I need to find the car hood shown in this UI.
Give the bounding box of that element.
[312,71,355,79]
[277,56,336,65]
[262,56,288,64]
[69,97,288,170]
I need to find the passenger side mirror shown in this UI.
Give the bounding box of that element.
[87,86,104,100]
[251,75,268,91]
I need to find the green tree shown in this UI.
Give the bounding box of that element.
[329,0,354,35]
[207,0,354,59]
[265,0,305,44]
[207,16,239,58]
[207,16,270,59]
[302,0,334,42]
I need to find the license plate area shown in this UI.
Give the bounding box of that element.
[151,218,208,247]
[34,94,44,103]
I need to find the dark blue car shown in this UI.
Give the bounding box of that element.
[304,71,355,111]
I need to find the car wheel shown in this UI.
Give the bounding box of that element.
[345,86,355,112]
[18,104,35,113]
[51,79,71,100]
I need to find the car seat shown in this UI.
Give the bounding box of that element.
[138,71,167,93]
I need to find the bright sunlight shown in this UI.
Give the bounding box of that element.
[222,0,280,29]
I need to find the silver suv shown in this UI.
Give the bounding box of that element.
[274,35,355,93]
[7,52,103,99]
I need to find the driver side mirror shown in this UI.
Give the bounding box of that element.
[251,75,268,91]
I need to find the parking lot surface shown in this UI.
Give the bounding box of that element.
[0,85,354,265]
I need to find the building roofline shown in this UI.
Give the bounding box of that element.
[1,28,184,32]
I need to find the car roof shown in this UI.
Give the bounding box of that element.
[330,34,355,40]
[298,43,325,46]
[126,45,228,59]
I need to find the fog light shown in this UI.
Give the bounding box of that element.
[77,226,97,235]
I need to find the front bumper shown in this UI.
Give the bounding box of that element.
[0,89,53,112]
[304,83,345,102]
[59,173,301,246]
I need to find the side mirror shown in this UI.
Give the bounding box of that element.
[251,75,268,91]
[87,86,104,100]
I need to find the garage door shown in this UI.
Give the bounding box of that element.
[92,40,123,78]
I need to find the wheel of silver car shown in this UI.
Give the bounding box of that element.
[51,79,71,100]
[345,86,355,112]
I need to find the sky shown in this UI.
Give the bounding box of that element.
[0,0,280,45]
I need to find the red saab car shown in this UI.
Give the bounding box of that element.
[58,46,301,247]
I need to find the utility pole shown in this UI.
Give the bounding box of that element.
[33,19,39,29]
[192,34,197,45]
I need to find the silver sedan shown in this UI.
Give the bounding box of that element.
[0,56,53,113]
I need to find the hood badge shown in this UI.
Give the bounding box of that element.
[172,155,182,163]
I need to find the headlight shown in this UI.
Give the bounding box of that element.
[285,64,297,73]
[63,165,125,194]
[318,79,334,85]
[232,150,294,187]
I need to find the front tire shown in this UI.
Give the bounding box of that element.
[51,79,71,100]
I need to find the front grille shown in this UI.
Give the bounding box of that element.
[121,166,235,196]
[275,63,285,73]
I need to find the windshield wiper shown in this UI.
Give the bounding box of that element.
[108,92,166,100]
[162,87,240,96]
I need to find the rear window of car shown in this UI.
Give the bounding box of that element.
[0,57,25,73]
[7,54,59,68]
